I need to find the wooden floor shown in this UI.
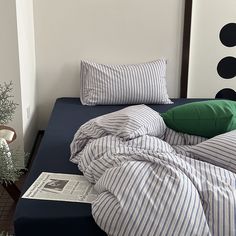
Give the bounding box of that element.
[0,176,25,235]
[0,183,15,234]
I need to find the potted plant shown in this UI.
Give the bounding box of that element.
[0,81,23,201]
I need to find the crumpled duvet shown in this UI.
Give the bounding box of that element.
[70,105,236,236]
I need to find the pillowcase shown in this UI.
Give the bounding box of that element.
[164,127,207,146]
[162,100,236,138]
[80,59,172,105]
[188,130,236,173]
[70,104,166,164]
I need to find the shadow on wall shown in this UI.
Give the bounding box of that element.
[37,63,80,129]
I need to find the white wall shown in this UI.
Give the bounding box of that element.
[16,0,37,153]
[0,0,186,165]
[33,0,185,128]
[0,0,37,167]
[0,0,24,166]
[188,0,236,98]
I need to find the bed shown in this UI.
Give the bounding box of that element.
[14,97,212,236]
[14,0,236,233]
[14,59,236,236]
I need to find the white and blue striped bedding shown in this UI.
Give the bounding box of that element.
[80,60,172,105]
[70,105,236,236]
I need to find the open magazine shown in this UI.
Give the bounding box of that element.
[22,172,98,203]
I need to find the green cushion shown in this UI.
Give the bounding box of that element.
[162,100,236,138]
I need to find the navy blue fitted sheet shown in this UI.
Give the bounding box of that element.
[14,98,209,236]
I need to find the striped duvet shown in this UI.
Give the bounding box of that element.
[70,105,236,236]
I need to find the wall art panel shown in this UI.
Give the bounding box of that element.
[188,0,236,99]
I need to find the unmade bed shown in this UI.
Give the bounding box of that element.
[13,0,236,234]
[14,97,213,236]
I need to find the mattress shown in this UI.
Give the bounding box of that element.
[14,97,208,236]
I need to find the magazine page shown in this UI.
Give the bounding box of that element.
[22,172,98,203]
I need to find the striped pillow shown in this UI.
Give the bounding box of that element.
[189,130,236,173]
[164,128,207,146]
[80,59,172,105]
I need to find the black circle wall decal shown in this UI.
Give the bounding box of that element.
[219,23,236,47]
[215,88,236,101]
[217,56,236,79]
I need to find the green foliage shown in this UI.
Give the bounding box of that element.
[0,144,23,184]
[0,81,18,124]
[0,81,24,184]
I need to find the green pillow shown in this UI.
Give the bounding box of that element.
[162,100,236,138]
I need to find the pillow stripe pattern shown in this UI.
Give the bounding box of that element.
[172,145,195,158]
[189,130,236,173]
[163,128,185,145]
[80,60,172,105]
[164,128,207,146]
[183,133,207,145]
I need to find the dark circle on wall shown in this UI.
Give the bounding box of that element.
[215,88,236,101]
[219,23,236,47]
[217,56,236,79]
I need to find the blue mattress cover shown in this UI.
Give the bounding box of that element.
[14,98,209,236]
